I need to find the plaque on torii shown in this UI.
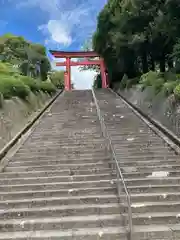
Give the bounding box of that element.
[49,50,109,90]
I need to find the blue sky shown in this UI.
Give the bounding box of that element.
[0,0,107,88]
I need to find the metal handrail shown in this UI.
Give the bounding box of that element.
[92,88,133,240]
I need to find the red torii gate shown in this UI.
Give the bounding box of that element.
[50,50,109,90]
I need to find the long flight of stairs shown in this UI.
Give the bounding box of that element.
[95,89,180,240]
[0,90,126,240]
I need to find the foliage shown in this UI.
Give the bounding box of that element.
[0,33,60,104]
[0,34,51,80]
[162,81,179,96]
[152,78,165,94]
[19,76,41,93]
[93,0,180,87]
[38,81,56,95]
[79,39,100,73]
[139,71,160,88]
[139,71,165,94]
[174,84,180,100]
[50,71,64,89]
[0,75,30,100]
[0,61,19,75]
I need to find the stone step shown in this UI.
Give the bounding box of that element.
[0,203,120,220]
[0,214,122,232]
[109,133,160,140]
[132,224,180,240]
[26,140,106,146]
[115,147,176,155]
[0,179,116,192]
[124,170,180,179]
[0,187,117,201]
[117,154,178,162]
[16,146,107,153]
[0,194,118,209]
[15,148,107,155]
[110,137,162,144]
[0,168,112,178]
[131,211,180,225]
[5,162,112,172]
[115,151,176,157]
[114,143,170,150]
[128,184,180,193]
[31,134,103,139]
[122,164,180,173]
[28,137,105,142]
[8,158,111,167]
[0,173,115,185]
[124,177,180,186]
[124,192,180,202]
[11,155,110,162]
[13,151,109,158]
[130,201,180,213]
[119,159,179,166]
[0,227,126,240]
[21,142,106,148]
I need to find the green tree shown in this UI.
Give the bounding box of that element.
[0,33,51,80]
[92,0,180,87]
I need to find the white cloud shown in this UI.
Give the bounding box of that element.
[37,5,91,47]
[39,20,72,46]
[13,0,106,48]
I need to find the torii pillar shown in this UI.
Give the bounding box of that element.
[66,57,71,90]
[100,59,108,88]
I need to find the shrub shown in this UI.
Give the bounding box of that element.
[0,62,11,75]
[176,74,180,80]
[162,81,179,96]
[139,71,160,87]
[0,62,19,76]
[139,71,165,94]
[152,78,164,94]
[174,84,180,100]
[20,76,41,93]
[50,71,64,89]
[38,81,56,95]
[0,75,30,99]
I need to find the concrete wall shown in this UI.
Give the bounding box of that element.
[0,92,51,150]
[117,86,180,137]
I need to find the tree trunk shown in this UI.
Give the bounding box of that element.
[160,56,165,72]
[142,51,149,73]
[149,54,155,71]
[167,60,173,70]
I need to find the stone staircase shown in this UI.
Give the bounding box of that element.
[94,89,180,239]
[0,90,126,239]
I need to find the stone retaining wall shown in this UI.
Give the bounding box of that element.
[116,86,180,137]
[0,92,51,150]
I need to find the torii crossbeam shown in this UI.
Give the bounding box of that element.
[50,50,109,90]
